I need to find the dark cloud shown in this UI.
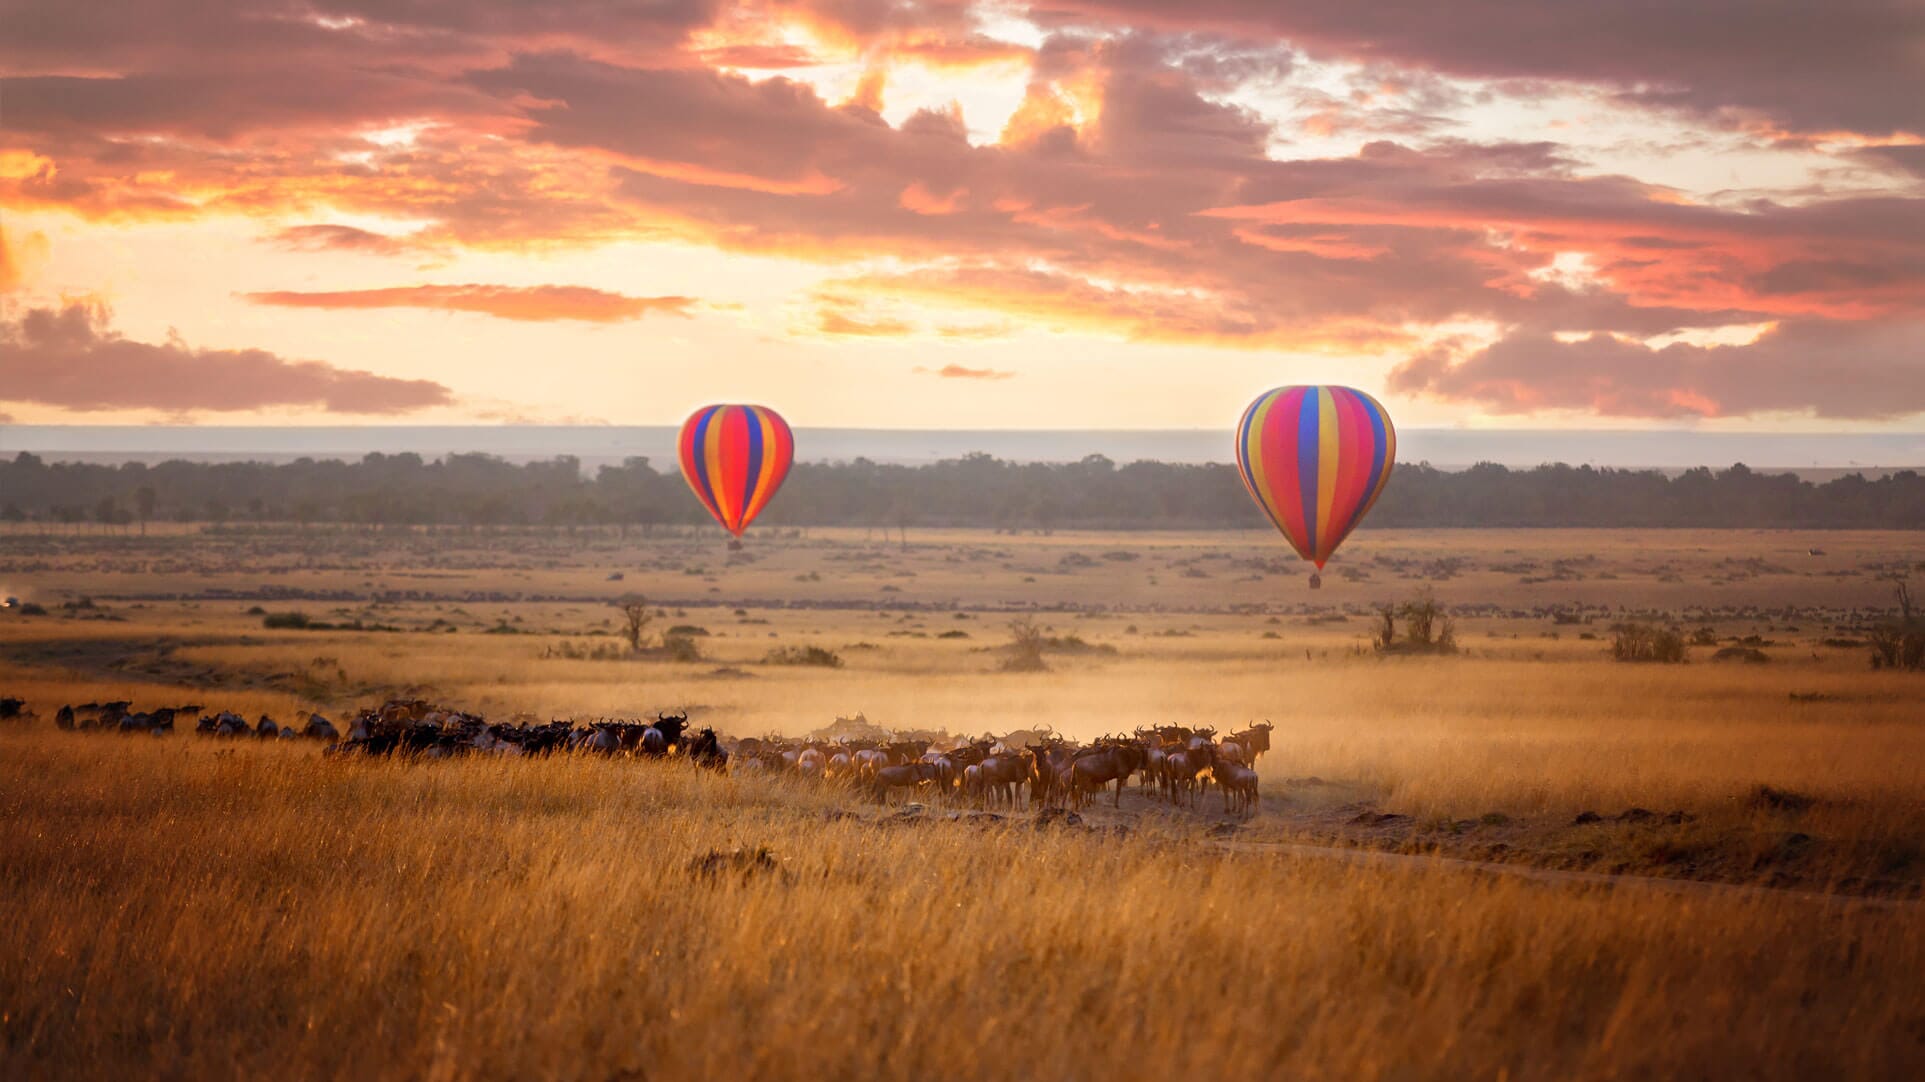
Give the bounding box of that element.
[243,284,697,322]
[0,301,453,414]
[1042,0,1925,136]
[1390,319,1925,420]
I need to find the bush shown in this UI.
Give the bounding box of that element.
[1868,582,1924,671]
[1001,617,1049,672]
[263,611,312,630]
[1374,589,1457,655]
[1611,624,1687,663]
[663,633,705,663]
[763,645,843,668]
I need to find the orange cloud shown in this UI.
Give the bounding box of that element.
[243,284,697,323]
[899,182,965,215]
[817,307,915,336]
[915,364,1016,380]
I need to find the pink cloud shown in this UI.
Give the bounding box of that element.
[0,301,453,414]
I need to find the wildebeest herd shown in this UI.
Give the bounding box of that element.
[13,695,1271,816]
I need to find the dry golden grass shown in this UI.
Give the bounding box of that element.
[4,526,1924,1076]
[2,731,1921,1081]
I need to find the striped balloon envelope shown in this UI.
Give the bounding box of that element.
[1235,386,1396,580]
[677,405,795,539]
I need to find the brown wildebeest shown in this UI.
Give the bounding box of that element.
[1160,747,1213,807]
[1028,742,1077,809]
[1067,741,1147,809]
[1211,749,1260,815]
[870,761,938,804]
[1230,722,1274,762]
[977,753,1033,809]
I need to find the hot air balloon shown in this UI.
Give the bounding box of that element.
[1235,386,1395,588]
[678,404,794,547]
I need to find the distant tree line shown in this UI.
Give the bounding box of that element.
[1,451,1922,531]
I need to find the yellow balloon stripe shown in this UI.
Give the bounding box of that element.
[1314,387,1340,561]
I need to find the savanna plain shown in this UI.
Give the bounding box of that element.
[2,524,1922,1079]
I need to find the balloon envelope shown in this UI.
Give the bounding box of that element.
[678,404,794,537]
[1235,386,1396,569]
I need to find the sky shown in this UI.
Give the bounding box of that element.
[2,0,1923,432]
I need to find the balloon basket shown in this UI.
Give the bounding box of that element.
[727,538,744,552]
[1308,572,1323,590]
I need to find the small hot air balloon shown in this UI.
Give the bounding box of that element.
[1235,386,1395,588]
[678,404,794,546]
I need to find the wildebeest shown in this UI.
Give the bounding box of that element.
[1210,749,1260,815]
[1230,722,1273,762]
[685,728,729,771]
[1066,740,1146,809]
[0,698,27,721]
[870,761,938,803]
[256,716,280,739]
[302,713,341,742]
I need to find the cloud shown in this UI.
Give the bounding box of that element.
[3,2,1923,421]
[267,224,420,257]
[242,284,697,322]
[1042,0,1925,137]
[1389,319,1925,420]
[816,308,915,336]
[0,228,18,292]
[0,300,453,414]
[915,364,1016,380]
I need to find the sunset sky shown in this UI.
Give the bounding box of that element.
[3,1,1922,431]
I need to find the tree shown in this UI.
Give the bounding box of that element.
[615,597,654,654]
[135,486,157,536]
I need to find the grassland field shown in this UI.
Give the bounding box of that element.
[1,524,1922,1079]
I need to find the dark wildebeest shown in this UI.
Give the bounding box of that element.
[255,716,280,739]
[870,761,938,804]
[303,714,341,742]
[977,752,1034,809]
[0,698,26,721]
[1028,742,1078,809]
[1067,741,1147,809]
[55,704,75,730]
[685,728,729,771]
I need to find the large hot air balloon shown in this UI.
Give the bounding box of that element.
[678,404,794,544]
[1235,386,1395,587]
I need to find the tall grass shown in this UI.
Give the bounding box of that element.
[1,731,1920,1080]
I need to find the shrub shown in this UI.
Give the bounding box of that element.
[263,611,312,630]
[1611,623,1687,663]
[763,645,844,668]
[663,633,705,663]
[1001,617,1049,672]
[1868,581,1924,671]
[1373,589,1457,655]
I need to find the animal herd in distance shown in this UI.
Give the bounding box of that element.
[22,697,1274,816]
